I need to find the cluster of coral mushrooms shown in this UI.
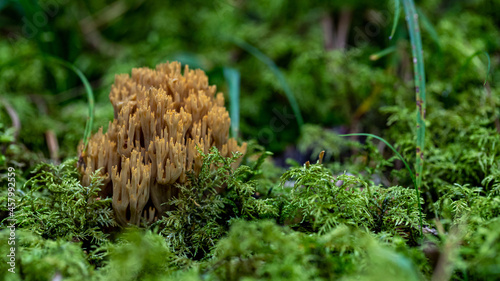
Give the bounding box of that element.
[78,61,246,226]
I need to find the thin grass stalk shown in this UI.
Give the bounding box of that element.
[454,51,491,87]
[0,54,95,151]
[223,67,241,138]
[370,46,397,61]
[389,0,401,40]
[44,56,95,152]
[232,40,304,129]
[340,133,416,186]
[402,0,425,234]
[416,8,441,49]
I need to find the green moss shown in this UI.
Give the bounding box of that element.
[0,230,93,281]
[2,158,116,246]
[1,0,500,279]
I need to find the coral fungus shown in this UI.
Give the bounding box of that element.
[78,61,247,226]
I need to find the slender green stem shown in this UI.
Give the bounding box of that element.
[340,134,416,186]
[43,56,95,151]
[454,51,491,87]
[370,46,397,61]
[0,54,95,151]
[389,0,401,40]
[416,8,441,49]
[401,0,426,234]
[223,67,241,138]
[232,40,304,129]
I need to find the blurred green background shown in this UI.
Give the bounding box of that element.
[1,3,500,279]
[0,0,498,168]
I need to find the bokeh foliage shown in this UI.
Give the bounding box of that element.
[1,0,500,280]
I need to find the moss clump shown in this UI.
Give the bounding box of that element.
[154,147,278,259]
[1,142,499,280]
[0,230,94,281]
[280,160,424,242]
[4,158,116,246]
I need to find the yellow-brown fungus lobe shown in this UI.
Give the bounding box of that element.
[78,61,246,226]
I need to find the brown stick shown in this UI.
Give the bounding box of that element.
[335,8,352,49]
[45,130,60,163]
[321,13,335,50]
[80,1,128,29]
[0,98,21,141]
[30,95,60,163]
[431,219,464,281]
[78,0,143,56]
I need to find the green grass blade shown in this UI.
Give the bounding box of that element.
[0,54,95,151]
[232,40,304,129]
[43,56,95,151]
[340,133,416,186]
[416,8,441,49]
[370,45,397,61]
[223,67,241,138]
[340,133,423,233]
[389,0,401,40]
[402,1,426,219]
[454,51,491,87]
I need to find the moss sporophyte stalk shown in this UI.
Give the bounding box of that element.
[78,61,247,226]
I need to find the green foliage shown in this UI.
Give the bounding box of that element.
[155,147,278,259]
[381,86,500,202]
[42,56,95,151]
[297,124,351,161]
[281,163,372,232]
[434,183,500,230]
[3,0,499,157]
[342,133,417,186]
[9,158,116,245]
[432,185,500,280]
[232,39,304,128]
[210,220,317,280]
[0,121,15,166]
[208,220,424,281]
[2,0,500,279]
[1,143,498,280]
[95,230,175,281]
[458,218,500,280]
[340,133,423,233]
[280,160,424,240]
[0,230,93,281]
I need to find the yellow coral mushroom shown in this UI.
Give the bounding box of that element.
[78,61,247,226]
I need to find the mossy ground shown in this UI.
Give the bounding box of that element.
[1,139,499,280]
[1,0,500,280]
